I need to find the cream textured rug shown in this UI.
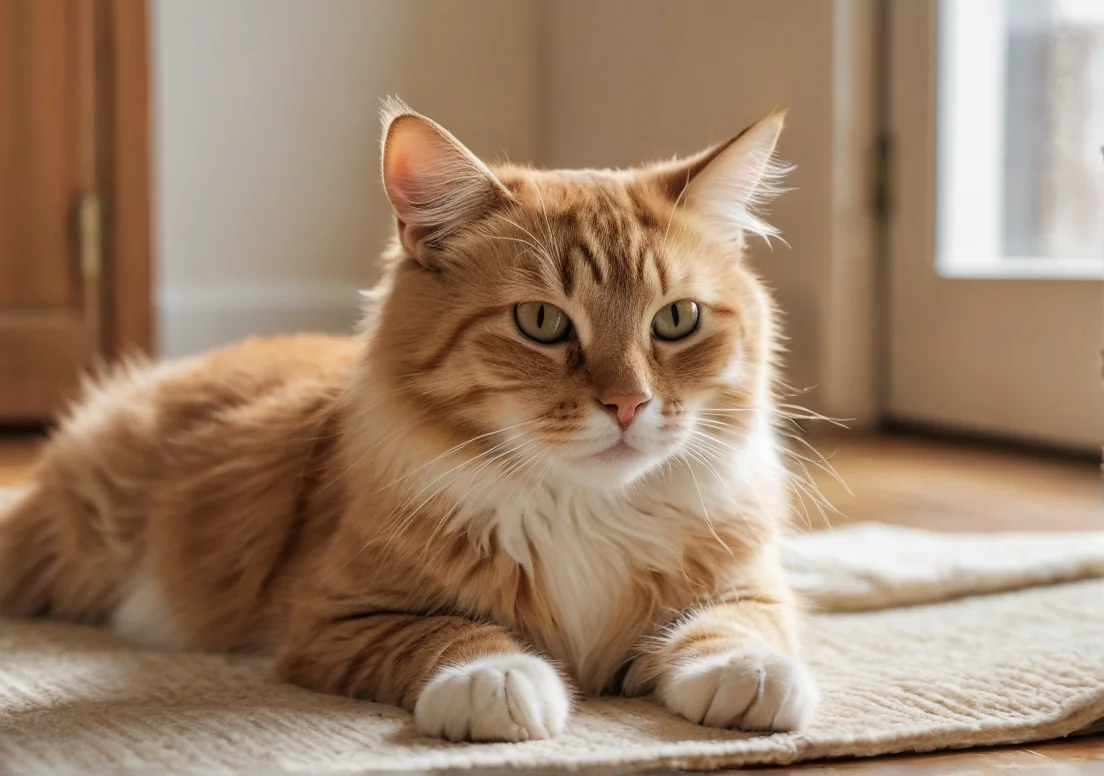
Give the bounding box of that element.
[2,485,1103,772]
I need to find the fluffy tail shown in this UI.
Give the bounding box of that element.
[0,483,122,624]
[0,484,63,618]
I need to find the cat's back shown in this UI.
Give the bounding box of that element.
[49,333,359,475]
[153,333,359,434]
[35,333,358,523]
[167,333,358,405]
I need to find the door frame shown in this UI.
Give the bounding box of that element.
[99,0,153,356]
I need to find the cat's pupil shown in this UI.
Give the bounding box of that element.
[670,304,680,327]
[537,304,546,329]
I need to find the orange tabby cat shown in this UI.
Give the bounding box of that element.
[0,99,818,742]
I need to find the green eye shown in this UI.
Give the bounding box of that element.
[514,302,573,344]
[652,300,700,341]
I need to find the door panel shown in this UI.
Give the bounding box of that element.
[0,0,102,420]
[887,0,1103,451]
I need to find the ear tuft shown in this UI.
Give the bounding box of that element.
[379,95,416,135]
[652,110,792,245]
[380,97,511,264]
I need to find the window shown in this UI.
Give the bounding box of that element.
[937,0,1104,278]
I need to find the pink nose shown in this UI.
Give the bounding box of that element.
[601,393,651,427]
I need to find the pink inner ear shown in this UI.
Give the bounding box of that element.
[385,151,425,253]
[383,116,451,216]
[383,142,420,214]
[381,115,504,258]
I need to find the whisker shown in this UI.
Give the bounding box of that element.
[778,438,853,496]
[681,441,732,495]
[788,472,841,530]
[331,434,537,577]
[487,232,547,260]
[685,427,825,531]
[662,166,692,253]
[674,451,732,555]
[375,418,541,493]
[386,435,533,532]
[498,215,557,268]
[684,431,767,511]
[775,404,854,428]
[531,183,560,262]
[498,446,550,511]
[420,441,544,560]
[696,404,853,430]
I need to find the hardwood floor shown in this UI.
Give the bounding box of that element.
[0,432,43,485]
[0,430,1100,773]
[796,432,1102,533]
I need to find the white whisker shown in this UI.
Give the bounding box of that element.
[674,452,730,554]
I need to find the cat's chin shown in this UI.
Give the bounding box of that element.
[550,446,664,489]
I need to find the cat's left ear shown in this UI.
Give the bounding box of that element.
[649,110,790,244]
[380,98,513,266]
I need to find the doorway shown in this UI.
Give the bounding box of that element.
[884,0,1103,452]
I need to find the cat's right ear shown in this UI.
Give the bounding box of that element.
[380,98,512,266]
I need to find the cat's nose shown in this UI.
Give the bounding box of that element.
[600,393,651,427]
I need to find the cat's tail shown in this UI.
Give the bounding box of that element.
[0,484,64,617]
[0,482,122,623]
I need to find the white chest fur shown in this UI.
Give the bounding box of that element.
[384,401,789,688]
[487,456,755,677]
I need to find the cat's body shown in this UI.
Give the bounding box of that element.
[0,101,818,741]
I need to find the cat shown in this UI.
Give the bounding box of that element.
[0,98,818,742]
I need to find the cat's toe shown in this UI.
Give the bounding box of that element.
[658,648,818,733]
[414,653,570,742]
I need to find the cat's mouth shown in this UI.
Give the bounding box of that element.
[556,436,667,486]
[589,440,641,462]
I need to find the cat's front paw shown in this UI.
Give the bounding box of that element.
[658,648,818,732]
[414,653,570,742]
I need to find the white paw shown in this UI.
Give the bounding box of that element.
[658,648,818,732]
[414,653,570,742]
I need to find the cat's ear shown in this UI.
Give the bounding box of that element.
[650,110,790,244]
[380,98,513,265]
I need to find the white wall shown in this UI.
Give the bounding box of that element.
[540,0,878,421]
[153,0,877,423]
[153,0,540,356]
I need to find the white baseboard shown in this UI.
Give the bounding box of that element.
[157,282,364,357]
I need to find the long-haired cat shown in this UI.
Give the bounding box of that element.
[0,99,818,742]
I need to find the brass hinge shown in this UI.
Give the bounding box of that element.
[77,192,103,282]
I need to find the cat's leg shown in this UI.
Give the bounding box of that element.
[276,612,571,742]
[656,598,818,731]
[626,594,818,732]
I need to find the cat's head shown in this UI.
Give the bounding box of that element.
[364,99,787,490]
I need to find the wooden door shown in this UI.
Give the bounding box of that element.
[0,0,103,421]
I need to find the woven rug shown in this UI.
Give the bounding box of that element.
[2,485,1103,773]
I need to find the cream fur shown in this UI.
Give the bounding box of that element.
[110,567,187,651]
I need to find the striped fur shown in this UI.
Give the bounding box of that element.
[0,102,817,741]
